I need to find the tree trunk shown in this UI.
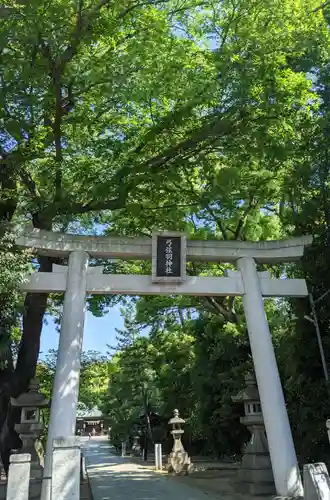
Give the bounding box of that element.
[143,429,148,461]
[0,168,17,222]
[146,410,153,444]
[0,237,53,472]
[16,255,53,385]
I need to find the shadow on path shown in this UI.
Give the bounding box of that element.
[83,437,220,500]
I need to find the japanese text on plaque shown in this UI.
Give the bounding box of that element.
[165,239,173,275]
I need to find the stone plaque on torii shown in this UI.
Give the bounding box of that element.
[16,227,312,499]
[152,231,186,283]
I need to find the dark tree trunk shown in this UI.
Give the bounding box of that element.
[143,430,148,461]
[0,167,17,222]
[0,212,53,472]
[16,255,53,383]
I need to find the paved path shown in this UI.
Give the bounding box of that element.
[83,437,220,500]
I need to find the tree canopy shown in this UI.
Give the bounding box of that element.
[2,0,330,470]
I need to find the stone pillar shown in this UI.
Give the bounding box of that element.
[237,257,303,497]
[121,441,126,457]
[51,438,81,500]
[304,463,330,500]
[155,443,162,471]
[6,454,31,500]
[326,419,330,445]
[42,251,89,500]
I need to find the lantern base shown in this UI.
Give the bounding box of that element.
[29,477,43,500]
[167,450,194,475]
[235,479,276,496]
[238,467,274,484]
[236,426,275,496]
[236,450,276,496]
[242,453,273,471]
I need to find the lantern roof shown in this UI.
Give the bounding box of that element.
[232,372,259,404]
[11,378,49,408]
[168,409,185,425]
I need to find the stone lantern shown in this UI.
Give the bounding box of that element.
[232,372,275,496]
[167,409,193,475]
[132,435,141,455]
[11,378,49,483]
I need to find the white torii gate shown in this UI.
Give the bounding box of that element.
[17,228,312,499]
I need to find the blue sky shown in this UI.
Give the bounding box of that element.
[38,225,127,358]
[39,306,124,357]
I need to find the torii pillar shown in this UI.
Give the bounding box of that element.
[237,258,303,497]
[41,251,89,500]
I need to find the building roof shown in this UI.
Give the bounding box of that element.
[76,406,103,418]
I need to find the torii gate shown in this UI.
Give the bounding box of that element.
[17,228,312,498]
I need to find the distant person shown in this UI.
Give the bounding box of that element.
[88,432,91,440]
[92,428,96,437]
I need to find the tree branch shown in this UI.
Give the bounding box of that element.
[233,198,258,239]
[190,262,238,322]
[168,1,208,16]
[38,35,55,77]
[117,0,171,20]
[19,169,41,203]
[142,202,199,211]
[58,188,129,215]
[56,0,88,72]
[208,296,230,317]
[53,80,63,201]
[263,204,280,216]
[206,207,228,240]
[313,1,330,12]
[57,0,126,72]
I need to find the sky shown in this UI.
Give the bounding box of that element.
[39,306,124,358]
[37,223,136,359]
